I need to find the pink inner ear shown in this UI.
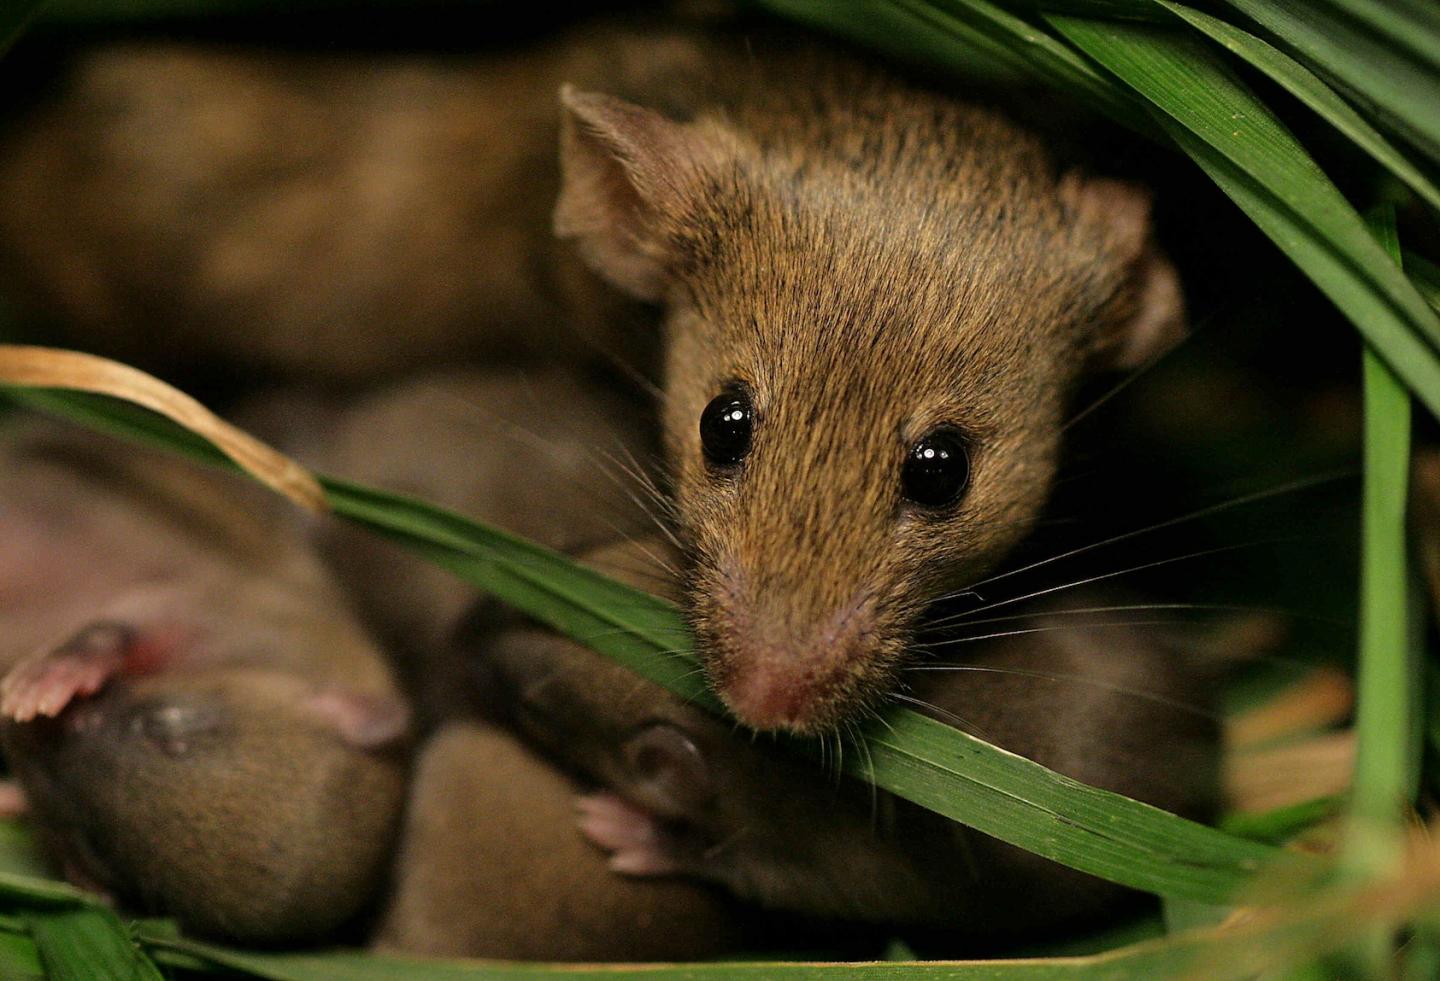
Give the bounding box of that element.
[553,86,713,302]
[1058,172,1186,369]
[1118,248,1185,369]
[306,688,411,749]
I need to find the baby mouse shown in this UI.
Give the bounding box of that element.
[473,537,1218,948]
[374,721,758,961]
[0,418,410,943]
[0,16,1183,735]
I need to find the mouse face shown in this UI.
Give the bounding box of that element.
[2,667,409,942]
[556,69,1182,734]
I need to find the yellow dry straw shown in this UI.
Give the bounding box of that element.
[0,344,326,514]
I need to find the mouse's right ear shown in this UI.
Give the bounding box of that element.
[554,86,717,302]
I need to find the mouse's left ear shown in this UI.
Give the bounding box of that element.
[1059,173,1186,371]
[555,86,723,303]
[306,688,412,750]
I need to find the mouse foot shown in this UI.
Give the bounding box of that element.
[0,622,135,722]
[576,792,685,877]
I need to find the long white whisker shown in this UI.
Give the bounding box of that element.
[943,539,1311,622]
[962,471,1353,594]
[904,664,1217,718]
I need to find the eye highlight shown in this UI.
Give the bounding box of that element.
[699,384,754,470]
[902,427,971,508]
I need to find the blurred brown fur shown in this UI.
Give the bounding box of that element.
[375,721,750,961]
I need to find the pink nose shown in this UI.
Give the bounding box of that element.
[722,666,815,732]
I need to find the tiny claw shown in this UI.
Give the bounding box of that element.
[0,623,132,722]
[575,792,684,877]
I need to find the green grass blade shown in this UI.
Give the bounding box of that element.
[1215,0,1440,161]
[1219,796,1343,845]
[1309,0,1440,83]
[1152,1,1440,212]
[26,907,163,981]
[853,709,1283,900]
[757,0,1157,135]
[127,860,1440,979]
[1043,16,1440,415]
[1164,123,1440,418]
[0,385,1288,904]
[0,928,43,981]
[1409,251,1440,313]
[912,0,1149,129]
[1347,206,1417,843]
[759,0,1035,86]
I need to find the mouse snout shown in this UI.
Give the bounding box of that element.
[698,585,893,736]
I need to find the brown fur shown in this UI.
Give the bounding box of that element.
[0,31,672,378]
[473,537,1217,945]
[0,418,409,942]
[374,721,750,960]
[0,19,1182,735]
[239,366,656,724]
[555,42,1182,733]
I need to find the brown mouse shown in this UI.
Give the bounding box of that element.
[0,16,1182,736]
[0,417,410,943]
[374,721,755,961]
[471,538,1218,948]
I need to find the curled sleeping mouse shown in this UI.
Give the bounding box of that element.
[240,365,656,726]
[0,416,410,943]
[0,12,1185,736]
[374,721,756,961]
[469,537,1219,947]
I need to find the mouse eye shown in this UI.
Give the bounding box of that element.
[699,385,754,470]
[902,427,971,508]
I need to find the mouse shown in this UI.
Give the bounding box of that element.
[469,536,1219,949]
[236,365,658,726]
[0,416,411,943]
[0,14,1183,735]
[373,720,760,962]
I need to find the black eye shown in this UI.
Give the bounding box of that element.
[902,427,971,508]
[700,385,754,469]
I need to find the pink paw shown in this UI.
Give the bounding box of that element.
[0,623,132,722]
[576,792,683,877]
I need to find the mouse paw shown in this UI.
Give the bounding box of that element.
[0,622,134,722]
[576,792,685,877]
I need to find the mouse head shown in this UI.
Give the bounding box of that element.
[2,662,409,942]
[555,80,1183,735]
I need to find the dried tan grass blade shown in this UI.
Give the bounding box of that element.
[1226,666,1355,750]
[0,344,326,513]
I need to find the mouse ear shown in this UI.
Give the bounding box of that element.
[305,688,411,750]
[1059,173,1186,371]
[554,86,715,302]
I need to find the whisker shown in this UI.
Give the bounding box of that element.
[911,618,1203,648]
[1059,299,1228,432]
[961,470,1354,595]
[903,663,1218,719]
[938,538,1316,623]
[924,601,1349,631]
[891,693,995,742]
